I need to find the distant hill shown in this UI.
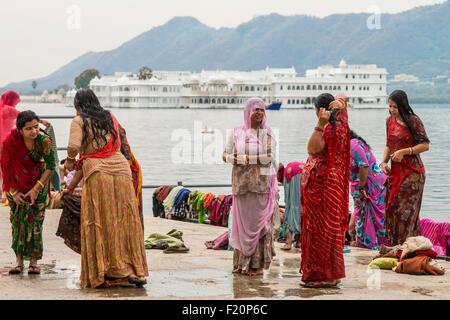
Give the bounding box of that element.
[4,0,450,93]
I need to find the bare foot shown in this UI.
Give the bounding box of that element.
[248,268,263,276]
[232,268,242,274]
[280,245,292,251]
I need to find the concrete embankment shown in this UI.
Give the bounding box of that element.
[0,207,449,300]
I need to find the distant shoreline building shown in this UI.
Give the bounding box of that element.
[391,73,420,83]
[73,60,388,109]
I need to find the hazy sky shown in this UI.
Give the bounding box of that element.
[0,0,445,86]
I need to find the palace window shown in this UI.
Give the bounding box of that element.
[307,85,311,90]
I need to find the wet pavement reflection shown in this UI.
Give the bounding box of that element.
[2,256,346,299]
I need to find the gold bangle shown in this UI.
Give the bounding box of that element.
[37,180,45,189]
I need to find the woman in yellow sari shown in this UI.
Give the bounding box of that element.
[64,89,148,288]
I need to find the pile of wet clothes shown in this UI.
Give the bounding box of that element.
[153,185,232,226]
[374,236,445,275]
[145,229,189,254]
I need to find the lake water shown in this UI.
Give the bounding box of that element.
[17,103,450,221]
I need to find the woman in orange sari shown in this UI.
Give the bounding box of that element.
[300,93,349,288]
[64,89,148,288]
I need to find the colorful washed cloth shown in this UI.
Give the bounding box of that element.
[301,98,349,283]
[385,115,429,246]
[1,132,55,261]
[350,138,388,249]
[56,194,82,254]
[145,229,185,250]
[420,218,450,256]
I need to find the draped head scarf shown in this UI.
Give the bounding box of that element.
[229,98,279,257]
[0,90,21,144]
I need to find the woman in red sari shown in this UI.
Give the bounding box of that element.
[300,93,349,288]
[380,90,430,246]
[0,90,21,202]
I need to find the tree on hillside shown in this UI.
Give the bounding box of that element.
[74,69,100,89]
[138,66,153,80]
[32,80,37,90]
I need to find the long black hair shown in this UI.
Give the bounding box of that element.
[388,90,430,144]
[350,130,371,150]
[74,89,117,149]
[315,93,338,125]
[314,93,334,111]
[16,110,40,130]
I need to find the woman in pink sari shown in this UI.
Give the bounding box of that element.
[223,98,278,276]
[0,90,21,202]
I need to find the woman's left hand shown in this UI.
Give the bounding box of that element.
[24,185,40,205]
[391,150,406,163]
[359,189,369,201]
[39,119,51,128]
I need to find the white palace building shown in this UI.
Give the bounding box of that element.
[83,60,388,109]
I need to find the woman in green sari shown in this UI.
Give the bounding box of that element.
[1,111,55,275]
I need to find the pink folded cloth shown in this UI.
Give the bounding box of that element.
[420,218,450,256]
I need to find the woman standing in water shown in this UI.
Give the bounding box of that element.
[381,90,430,246]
